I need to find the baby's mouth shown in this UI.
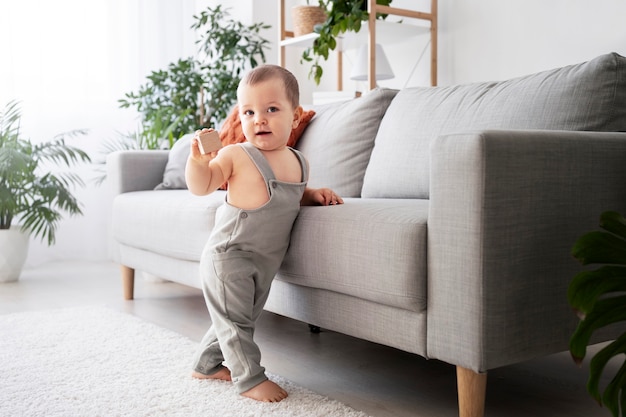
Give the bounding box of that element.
[256,131,271,136]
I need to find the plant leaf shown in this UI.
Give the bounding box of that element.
[600,211,626,239]
[570,296,626,364]
[572,231,626,266]
[586,334,626,416]
[568,265,626,314]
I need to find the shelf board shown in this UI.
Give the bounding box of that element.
[340,20,430,50]
[280,20,430,51]
[280,33,319,48]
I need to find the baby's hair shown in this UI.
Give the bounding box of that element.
[240,65,300,109]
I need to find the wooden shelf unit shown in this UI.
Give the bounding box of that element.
[278,0,438,90]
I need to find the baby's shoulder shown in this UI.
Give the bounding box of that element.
[218,143,245,158]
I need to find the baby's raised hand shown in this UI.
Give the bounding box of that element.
[190,129,221,161]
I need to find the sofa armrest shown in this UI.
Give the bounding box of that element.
[427,129,626,372]
[106,150,169,194]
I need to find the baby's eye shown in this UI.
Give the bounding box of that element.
[267,107,279,113]
[243,110,254,116]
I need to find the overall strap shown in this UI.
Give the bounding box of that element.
[239,142,276,187]
[289,147,308,183]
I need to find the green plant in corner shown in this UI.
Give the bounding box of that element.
[569,210,626,417]
[119,58,201,145]
[0,100,91,245]
[119,5,270,140]
[301,0,392,85]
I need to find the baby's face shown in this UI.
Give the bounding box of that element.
[237,78,301,152]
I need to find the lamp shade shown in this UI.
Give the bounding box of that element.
[349,43,395,81]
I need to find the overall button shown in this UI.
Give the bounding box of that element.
[240,212,248,219]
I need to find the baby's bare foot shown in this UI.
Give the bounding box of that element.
[241,380,288,402]
[191,367,232,382]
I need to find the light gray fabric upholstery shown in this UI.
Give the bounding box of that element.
[112,190,224,262]
[427,129,626,371]
[296,88,397,197]
[265,280,428,357]
[362,52,626,198]
[278,198,428,312]
[107,150,169,194]
[116,243,202,288]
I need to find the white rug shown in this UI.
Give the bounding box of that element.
[0,306,370,417]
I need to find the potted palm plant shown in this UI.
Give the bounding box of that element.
[0,100,91,282]
[569,210,626,417]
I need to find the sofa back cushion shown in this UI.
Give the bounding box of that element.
[361,52,626,198]
[296,88,398,197]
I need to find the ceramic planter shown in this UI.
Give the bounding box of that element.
[0,226,29,283]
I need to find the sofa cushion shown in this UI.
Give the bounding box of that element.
[277,198,429,312]
[112,190,225,261]
[155,134,193,190]
[362,52,626,198]
[296,88,398,197]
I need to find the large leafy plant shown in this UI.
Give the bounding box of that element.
[119,5,270,141]
[569,210,626,416]
[0,100,91,245]
[301,0,391,84]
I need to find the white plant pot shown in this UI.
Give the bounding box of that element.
[0,226,30,283]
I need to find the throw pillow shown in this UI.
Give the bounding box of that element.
[154,134,193,190]
[295,88,398,197]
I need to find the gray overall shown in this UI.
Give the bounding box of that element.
[192,142,308,394]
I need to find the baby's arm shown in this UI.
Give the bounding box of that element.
[301,187,344,206]
[185,129,230,196]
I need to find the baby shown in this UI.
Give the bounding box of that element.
[186,64,343,402]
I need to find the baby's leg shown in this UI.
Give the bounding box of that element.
[241,380,288,402]
[192,325,228,380]
[205,253,268,392]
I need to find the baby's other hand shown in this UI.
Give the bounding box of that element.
[302,187,344,206]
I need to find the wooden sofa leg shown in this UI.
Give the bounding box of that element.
[121,265,135,300]
[457,366,487,417]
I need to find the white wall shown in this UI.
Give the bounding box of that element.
[440,0,626,84]
[3,0,626,266]
[283,0,626,102]
[0,0,198,267]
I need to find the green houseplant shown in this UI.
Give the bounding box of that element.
[119,5,270,142]
[569,210,626,416]
[0,100,91,281]
[301,0,392,84]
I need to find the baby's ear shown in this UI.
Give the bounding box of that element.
[292,106,303,128]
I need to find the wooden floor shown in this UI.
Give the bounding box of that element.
[1,260,612,417]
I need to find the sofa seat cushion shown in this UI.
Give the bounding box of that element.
[277,198,429,312]
[362,52,626,199]
[112,190,225,261]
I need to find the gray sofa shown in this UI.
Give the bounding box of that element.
[108,52,626,416]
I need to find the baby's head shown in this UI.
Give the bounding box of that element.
[238,64,300,110]
[236,65,303,151]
